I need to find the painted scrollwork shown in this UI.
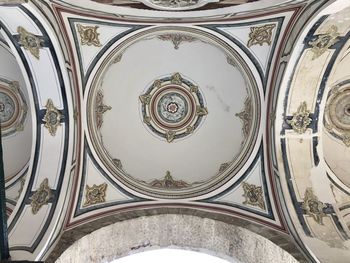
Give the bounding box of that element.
[247,24,276,48]
[158,33,196,49]
[236,96,252,139]
[149,171,190,189]
[30,178,52,215]
[287,102,312,134]
[77,24,102,47]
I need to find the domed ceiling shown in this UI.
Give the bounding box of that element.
[0,0,349,262]
[86,26,260,198]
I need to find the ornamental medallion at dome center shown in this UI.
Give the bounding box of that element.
[139,73,208,142]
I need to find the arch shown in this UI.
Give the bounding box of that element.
[55,214,299,263]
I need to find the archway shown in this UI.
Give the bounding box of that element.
[55,214,299,263]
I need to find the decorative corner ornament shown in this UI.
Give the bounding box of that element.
[17,26,43,59]
[95,90,112,129]
[242,182,266,210]
[302,188,327,224]
[30,178,52,215]
[287,102,312,134]
[247,24,276,48]
[77,24,102,47]
[309,25,339,60]
[235,96,252,139]
[158,33,196,49]
[150,171,190,189]
[43,99,62,136]
[83,183,108,207]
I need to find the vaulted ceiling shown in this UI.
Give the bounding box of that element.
[1,0,350,262]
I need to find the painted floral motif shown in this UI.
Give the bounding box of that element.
[43,99,62,136]
[302,188,327,225]
[30,178,52,215]
[287,102,312,134]
[236,96,252,139]
[83,183,108,207]
[95,90,112,129]
[150,171,190,189]
[309,25,339,59]
[77,24,102,47]
[242,182,265,210]
[17,26,43,59]
[158,33,196,49]
[247,24,276,47]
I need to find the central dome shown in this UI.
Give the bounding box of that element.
[87,27,260,198]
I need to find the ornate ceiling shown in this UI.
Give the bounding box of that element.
[0,0,349,262]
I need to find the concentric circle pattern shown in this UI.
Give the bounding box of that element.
[0,81,27,137]
[326,86,350,132]
[0,91,16,123]
[140,72,207,142]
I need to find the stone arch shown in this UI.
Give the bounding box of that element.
[55,214,300,263]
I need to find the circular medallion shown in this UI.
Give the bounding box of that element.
[158,93,187,123]
[326,86,350,131]
[0,92,16,123]
[140,73,207,142]
[0,81,27,137]
[87,27,260,199]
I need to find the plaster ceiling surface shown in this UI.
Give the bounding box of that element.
[0,0,349,262]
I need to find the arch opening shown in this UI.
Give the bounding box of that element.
[55,214,300,263]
